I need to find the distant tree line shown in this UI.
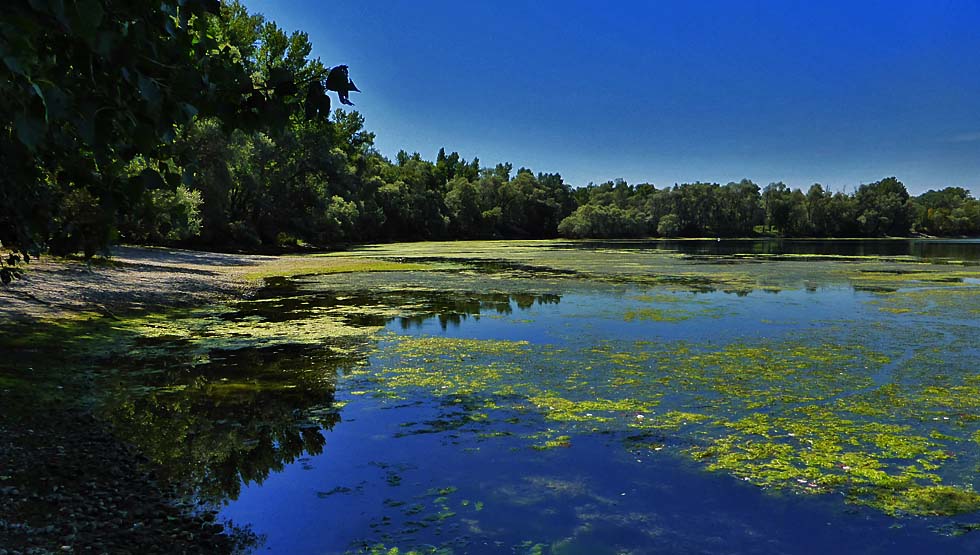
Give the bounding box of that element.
[2,1,979,276]
[161,111,979,245]
[141,131,980,246]
[560,177,980,239]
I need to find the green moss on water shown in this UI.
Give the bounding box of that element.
[851,268,980,290]
[240,244,980,524]
[356,320,980,518]
[333,239,980,296]
[635,411,712,431]
[868,286,980,318]
[242,257,439,281]
[11,240,979,534]
[110,305,380,358]
[357,545,453,555]
[870,485,980,516]
[529,396,655,423]
[623,307,692,322]
[629,293,684,303]
[683,405,962,513]
[532,435,572,450]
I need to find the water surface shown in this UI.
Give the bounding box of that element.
[95,240,980,554]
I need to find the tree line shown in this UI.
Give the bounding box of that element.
[2,1,979,281]
[561,178,980,239]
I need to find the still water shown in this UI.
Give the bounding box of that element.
[100,240,980,554]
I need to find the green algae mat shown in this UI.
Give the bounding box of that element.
[4,239,979,553]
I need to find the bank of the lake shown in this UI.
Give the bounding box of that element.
[0,246,430,554]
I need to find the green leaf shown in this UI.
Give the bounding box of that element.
[95,30,117,59]
[178,102,199,122]
[14,113,45,150]
[165,171,182,188]
[2,55,25,76]
[72,0,104,43]
[137,73,162,107]
[29,81,47,121]
[40,83,70,121]
[139,168,166,190]
[47,0,69,29]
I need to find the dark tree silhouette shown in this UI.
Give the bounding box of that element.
[326,65,360,106]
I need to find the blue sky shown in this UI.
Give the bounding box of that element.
[242,0,980,194]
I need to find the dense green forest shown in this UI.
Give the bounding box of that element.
[2,1,979,276]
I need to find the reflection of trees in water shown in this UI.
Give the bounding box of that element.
[100,344,354,503]
[396,291,562,329]
[227,282,562,330]
[556,238,980,261]
[99,286,561,503]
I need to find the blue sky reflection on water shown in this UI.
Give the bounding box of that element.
[224,400,977,555]
[220,278,980,554]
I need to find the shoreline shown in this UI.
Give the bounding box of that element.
[0,247,277,555]
[0,245,438,554]
[0,246,276,323]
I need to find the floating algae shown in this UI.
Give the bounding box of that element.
[346,283,980,519]
[12,240,978,553]
[202,240,980,553]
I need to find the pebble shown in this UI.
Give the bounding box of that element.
[1,405,235,554]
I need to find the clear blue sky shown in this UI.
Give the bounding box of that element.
[242,0,980,195]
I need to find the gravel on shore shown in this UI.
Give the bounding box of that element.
[0,247,278,554]
[0,405,246,555]
[0,246,274,323]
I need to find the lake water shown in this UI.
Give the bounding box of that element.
[97,239,980,554]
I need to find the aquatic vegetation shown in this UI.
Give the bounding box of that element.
[355,544,452,555]
[530,433,573,450]
[391,336,531,358]
[683,406,966,513]
[337,239,980,295]
[11,238,980,553]
[213,241,980,550]
[623,307,692,322]
[868,285,980,318]
[632,410,712,431]
[871,486,980,517]
[351,317,980,519]
[111,303,382,357]
[529,396,655,423]
[628,293,685,304]
[850,268,980,289]
[242,256,441,281]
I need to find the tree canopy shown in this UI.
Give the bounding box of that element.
[2,1,978,283]
[0,0,330,269]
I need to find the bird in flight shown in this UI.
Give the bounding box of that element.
[326,65,360,106]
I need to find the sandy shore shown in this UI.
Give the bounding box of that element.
[0,246,283,554]
[0,246,277,322]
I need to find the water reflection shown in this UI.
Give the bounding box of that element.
[97,286,561,502]
[554,238,980,261]
[100,344,348,502]
[235,280,562,329]
[396,292,561,329]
